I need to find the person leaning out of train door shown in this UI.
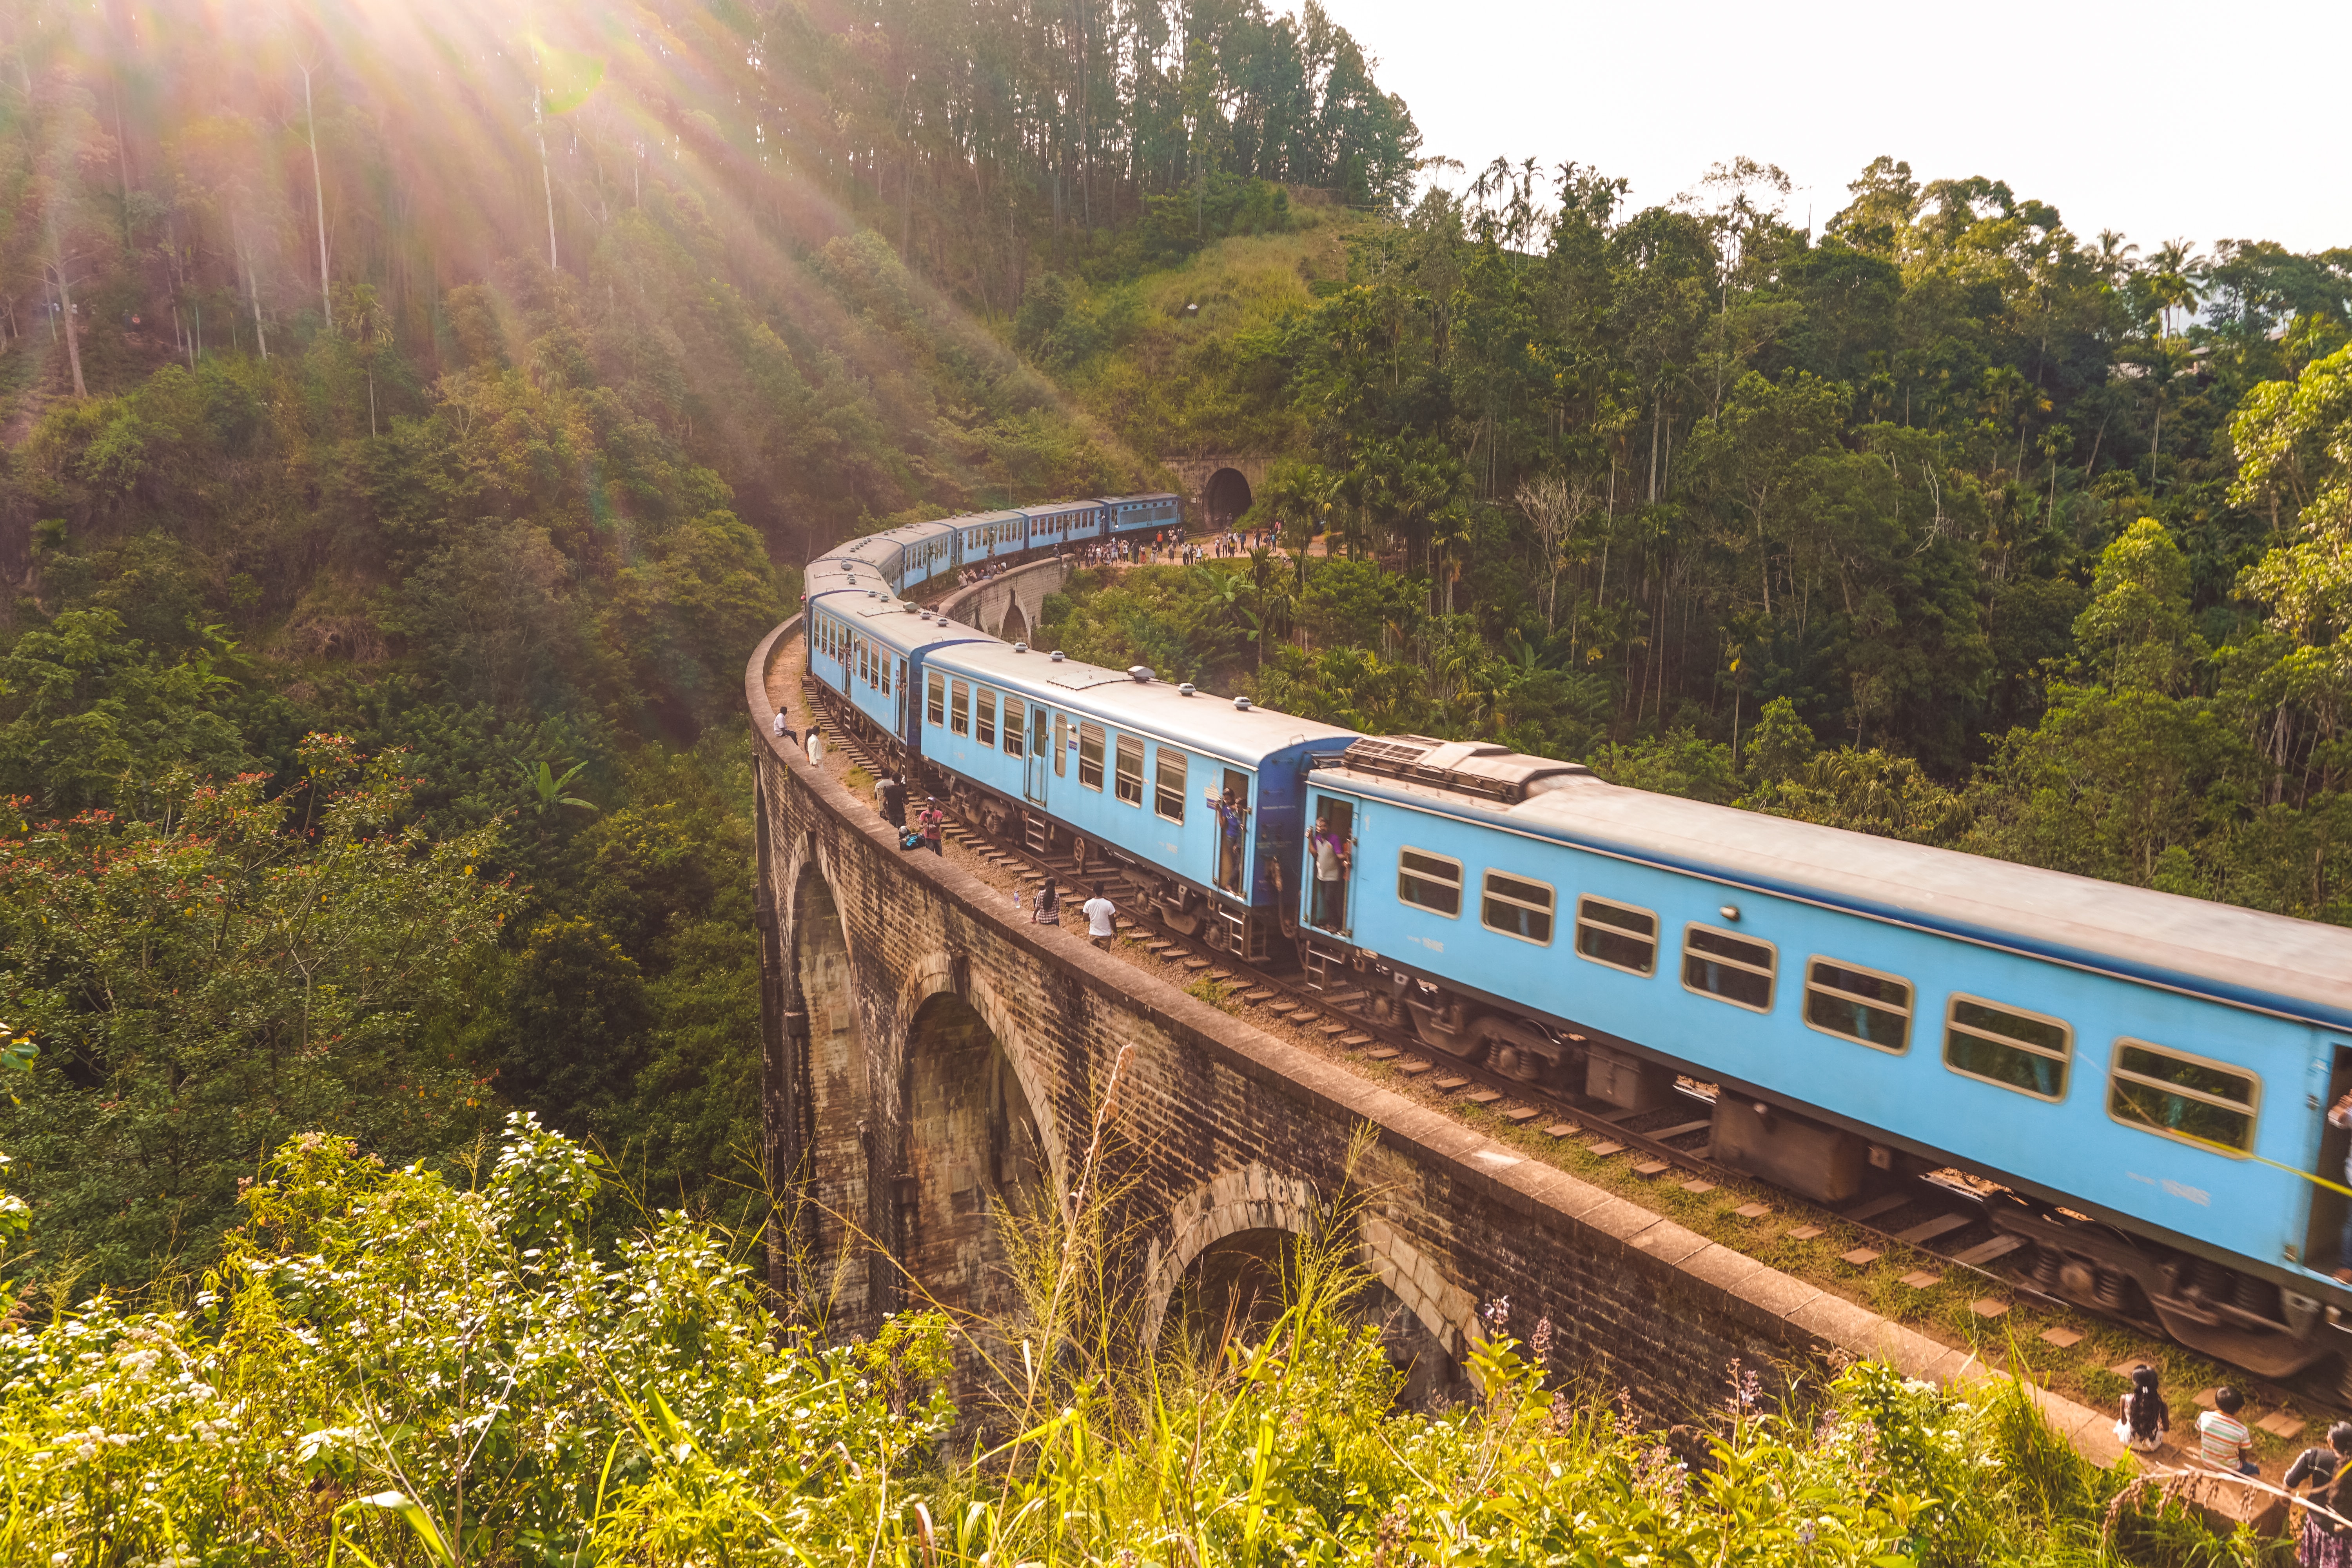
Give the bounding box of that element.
[2285,1423,2352,1568]
[1308,807,1353,930]
[1209,785,1250,893]
[2330,1092,2352,1281]
[2198,1386,2258,1475]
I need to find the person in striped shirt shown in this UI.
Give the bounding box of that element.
[2198,1385,2257,1475]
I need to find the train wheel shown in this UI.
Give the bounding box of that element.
[1476,1018,1556,1083]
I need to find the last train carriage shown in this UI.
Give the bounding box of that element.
[796,508,2352,1390]
[1295,735,2352,1387]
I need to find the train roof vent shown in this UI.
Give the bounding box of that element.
[1337,736,1591,805]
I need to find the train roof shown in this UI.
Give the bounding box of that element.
[840,597,994,659]
[1097,492,1179,505]
[1018,499,1100,519]
[1310,741,2352,1031]
[805,559,884,597]
[931,643,1361,768]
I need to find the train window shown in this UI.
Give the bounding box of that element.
[1154,748,1187,821]
[1114,735,1145,806]
[1001,697,1024,756]
[882,657,893,696]
[926,672,946,727]
[976,688,997,747]
[2109,1040,2258,1154]
[1480,871,1553,945]
[1944,996,2071,1101]
[1078,722,1106,790]
[1054,712,1068,775]
[1574,897,1656,975]
[950,680,971,736]
[1682,925,1776,1012]
[1804,959,1912,1052]
[1397,849,1462,917]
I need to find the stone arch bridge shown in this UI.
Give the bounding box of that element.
[744,617,2125,1444]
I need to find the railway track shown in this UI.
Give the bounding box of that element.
[800,673,2341,1422]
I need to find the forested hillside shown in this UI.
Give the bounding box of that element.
[0,0,1414,1288]
[1026,160,2352,919]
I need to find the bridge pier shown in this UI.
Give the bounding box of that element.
[746,619,2127,1454]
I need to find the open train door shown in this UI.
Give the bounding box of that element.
[2305,1043,2352,1278]
[1024,706,1049,807]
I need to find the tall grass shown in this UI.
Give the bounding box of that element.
[0,1109,2274,1565]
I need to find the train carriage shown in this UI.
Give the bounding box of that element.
[1100,493,1181,539]
[920,643,1354,953]
[956,508,1031,567]
[813,593,991,759]
[1020,500,1105,550]
[1296,735,2352,1380]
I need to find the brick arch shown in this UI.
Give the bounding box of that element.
[892,951,1069,1201]
[1138,1164,1462,1360]
[784,848,876,1321]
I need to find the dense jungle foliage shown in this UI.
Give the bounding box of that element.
[0,0,1396,1289]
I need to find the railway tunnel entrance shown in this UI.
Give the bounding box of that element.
[1203,467,1253,528]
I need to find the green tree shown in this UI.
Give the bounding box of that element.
[0,734,513,1285]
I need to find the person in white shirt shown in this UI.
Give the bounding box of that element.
[1081,883,1117,947]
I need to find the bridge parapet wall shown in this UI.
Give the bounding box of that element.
[744,620,2122,1454]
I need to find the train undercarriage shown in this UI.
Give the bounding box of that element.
[1326,937,2352,1399]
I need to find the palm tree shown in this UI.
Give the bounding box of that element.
[2145,239,2200,339]
[2094,229,2138,287]
[1428,502,1474,615]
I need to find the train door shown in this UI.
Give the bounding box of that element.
[2303,1043,2352,1274]
[1305,795,1355,935]
[1216,768,1250,895]
[1024,709,1051,804]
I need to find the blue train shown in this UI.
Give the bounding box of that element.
[798,506,2352,1393]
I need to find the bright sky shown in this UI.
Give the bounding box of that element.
[1331,0,2351,257]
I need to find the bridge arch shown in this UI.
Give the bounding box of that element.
[789,855,876,1323]
[1141,1165,1471,1405]
[898,987,1051,1324]
[891,951,1069,1200]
